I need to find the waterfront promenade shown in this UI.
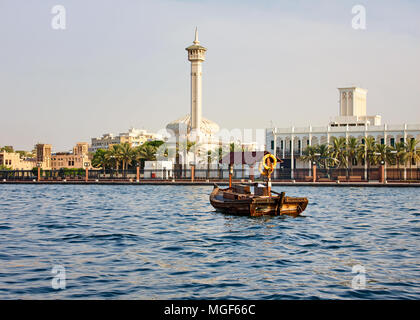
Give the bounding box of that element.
[1,166,419,186]
[1,179,419,187]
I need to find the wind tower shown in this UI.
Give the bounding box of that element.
[186,28,207,134]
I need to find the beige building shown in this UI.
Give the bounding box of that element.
[35,144,52,169]
[330,87,381,127]
[51,142,92,170]
[0,151,36,170]
[90,128,162,152]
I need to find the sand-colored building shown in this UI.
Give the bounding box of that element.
[51,142,92,170]
[0,151,36,170]
[90,128,162,152]
[35,144,52,169]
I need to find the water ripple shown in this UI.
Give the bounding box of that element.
[0,184,419,299]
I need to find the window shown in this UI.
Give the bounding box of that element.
[390,138,395,147]
[380,138,384,145]
[401,138,405,143]
[271,140,274,150]
[280,141,283,149]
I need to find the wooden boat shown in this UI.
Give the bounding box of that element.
[210,183,308,217]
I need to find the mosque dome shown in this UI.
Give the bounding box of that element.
[166,114,219,136]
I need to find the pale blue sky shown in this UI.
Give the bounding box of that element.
[1,0,419,151]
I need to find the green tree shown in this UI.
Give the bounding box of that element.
[143,140,165,148]
[391,142,407,180]
[91,149,108,173]
[0,146,13,153]
[357,137,377,180]
[316,144,333,169]
[329,137,348,168]
[346,137,359,174]
[118,143,134,172]
[405,139,420,180]
[301,145,319,166]
[136,144,157,162]
[106,144,122,171]
[206,150,217,177]
[374,143,394,166]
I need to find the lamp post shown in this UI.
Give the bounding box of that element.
[136,162,140,182]
[373,152,385,183]
[312,161,317,183]
[228,164,233,188]
[36,162,42,182]
[379,160,385,183]
[190,162,195,183]
[84,162,90,183]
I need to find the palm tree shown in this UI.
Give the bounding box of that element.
[357,137,377,180]
[118,143,134,173]
[392,141,407,180]
[229,142,240,153]
[91,149,108,174]
[301,145,319,166]
[216,146,225,178]
[330,137,348,169]
[374,144,394,166]
[106,144,121,171]
[316,144,332,169]
[405,139,420,180]
[346,137,359,176]
[137,144,157,161]
[207,150,216,178]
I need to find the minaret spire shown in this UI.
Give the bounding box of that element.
[193,27,199,45]
[186,28,206,134]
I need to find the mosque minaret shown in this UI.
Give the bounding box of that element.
[186,28,206,133]
[166,29,219,140]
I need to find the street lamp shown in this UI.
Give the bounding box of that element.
[36,162,42,182]
[84,162,90,182]
[136,162,140,182]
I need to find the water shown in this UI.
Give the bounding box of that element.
[0,184,419,299]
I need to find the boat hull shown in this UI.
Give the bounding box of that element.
[209,186,308,217]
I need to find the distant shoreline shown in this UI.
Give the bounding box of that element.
[1,180,419,187]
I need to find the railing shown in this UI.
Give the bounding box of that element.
[0,167,419,182]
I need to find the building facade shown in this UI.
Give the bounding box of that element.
[332,87,381,126]
[35,144,52,170]
[0,151,36,170]
[90,128,162,152]
[266,87,420,178]
[51,142,92,170]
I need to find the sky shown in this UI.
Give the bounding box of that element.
[0,0,419,151]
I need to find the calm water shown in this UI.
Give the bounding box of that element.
[0,184,419,299]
